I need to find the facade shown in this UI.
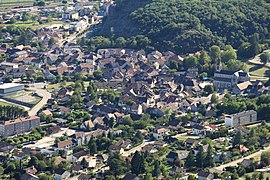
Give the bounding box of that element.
[0,83,24,96]
[225,110,257,127]
[0,116,40,137]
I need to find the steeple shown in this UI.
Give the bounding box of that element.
[216,58,222,72]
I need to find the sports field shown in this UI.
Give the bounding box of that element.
[0,0,34,4]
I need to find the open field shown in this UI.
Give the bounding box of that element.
[5,90,42,106]
[0,100,17,106]
[47,81,90,92]
[246,62,270,82]
[0,0,34,4]
[1,20,69,30]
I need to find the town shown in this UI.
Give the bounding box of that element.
[0,0,270,180]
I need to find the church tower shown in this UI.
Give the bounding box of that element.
[216,58,222,72]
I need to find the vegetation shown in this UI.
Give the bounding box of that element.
[96,0,270,54]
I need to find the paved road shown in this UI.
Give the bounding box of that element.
[28,83,51,116]
[122,141,155,157]
[212,145,270,171]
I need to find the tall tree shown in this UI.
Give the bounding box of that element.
[195,145,206,168]
[249,33,260,57]
[131,151,145,175]
[233,131,244,147]
[185,150,195,168]
[205,144,214,167]
[209,45,221,63]
[152,160,161,177]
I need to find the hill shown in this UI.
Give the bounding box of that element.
[97,0,270,53]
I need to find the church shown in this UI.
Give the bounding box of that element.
[213,60,250,90]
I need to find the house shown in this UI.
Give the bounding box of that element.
[233,81,252,95]
[25,166,38,175]
[47,126,61,135]
[0,141,14,154]
[109,140,131,153]
[185,138,199,148]
[57,139,74,150]
[198,171,214,180]
[78,174,92,180]
[41,109,53,116]
[166,151,189,163]
[225,110,257,127]
[130,104,143,115]
[66,150,89,162]
[54,168,71,180]
[192,125,206,135]
[153,127,170,139]
[70,164,83,173]
[240,159,252,167]
[169,167,186,176]
[79,155,97,168]
[21,172,39,180]
[80,120,94,130]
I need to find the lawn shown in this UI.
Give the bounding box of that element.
[239,172,270,179]
[174,134,200,141]
[5,90,41,107]
[2,20,69,30]
[0,0,34,4]
[0,100,18,107]
[246,63,269,77]
[47,81,90,92]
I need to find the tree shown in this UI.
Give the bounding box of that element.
[221,45,237,63]
[211,93,218,103]
[249,33,260,57]
[204,85,214,95]
[187,174,197,180]
[183,56,198,69]
[209,45,221,63]
[185,150,195,168]
[81,157,88,168]
[39,174,53,180]
[261,151,270,166]
[196,145,206,168]
[107,153,127,177]
[205,144,214,167]
[131,151,145,175]
[144,173,153,180]
[152,160,161,177]
[233,131,243,147]
[29,156,39,166]
[115,37,126,48]
[260,53,270,64]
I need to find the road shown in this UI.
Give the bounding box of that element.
[212,145,270,171]
[28,83,51,116]
[121,141,155,157]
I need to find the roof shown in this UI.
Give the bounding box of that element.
[217,70,235,75]
[198,171,212,178]
[236,81,252,91]
[78,174,93,180]
[3,116,40,126]
[73,150,89,159]
[213,77,231,82]
[55,168,66,175]
[0,83,24,89]
[42,109,52,116]
[228,110,257,119]
[57,139,73,149]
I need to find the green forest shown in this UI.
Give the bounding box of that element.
[96,0,270,54]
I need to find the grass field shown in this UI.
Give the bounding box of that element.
[174,134,200,141]
[246,63,269,77]
[47,81,90,92]
[0,0,34,4]
[0,100,17,106]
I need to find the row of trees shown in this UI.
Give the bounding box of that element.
[0,105,27,121]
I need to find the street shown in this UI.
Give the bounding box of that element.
[212,145,270,171]
[121,141,155,157]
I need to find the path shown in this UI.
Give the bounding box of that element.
[212,145,270,171]
[28,83,51,116]
[121,141,155,157]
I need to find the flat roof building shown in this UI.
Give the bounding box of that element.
[0,83,24,96]
[225,110,257,127]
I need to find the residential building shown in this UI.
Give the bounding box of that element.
[0,116,40,137]
[225,110,257,127]
[153,127,170,139]
[54,168,70,180]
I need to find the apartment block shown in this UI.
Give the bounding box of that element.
[0,116,40,137]
[225,110,257,127]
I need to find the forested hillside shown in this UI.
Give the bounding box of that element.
[97,0,270,53]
